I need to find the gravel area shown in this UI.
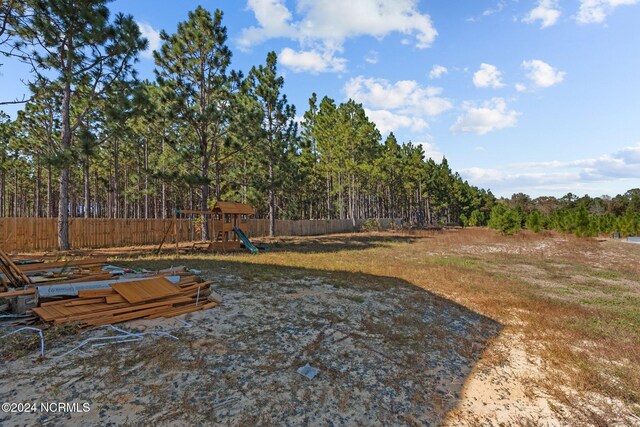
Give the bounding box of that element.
[0,272,500,426]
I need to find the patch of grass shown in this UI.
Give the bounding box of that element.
[587,269,624,280]
[426,256,483,270]
[0,322,81,361]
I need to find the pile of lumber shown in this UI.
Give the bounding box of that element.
[18,257,116,285]
[0,248,31,289]
[31,274,217,326]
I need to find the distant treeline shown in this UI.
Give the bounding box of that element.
[485,190,640,236]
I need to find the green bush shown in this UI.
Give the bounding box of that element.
[525,210,544,233]
[488,204,522,235]
[468,209,486,226]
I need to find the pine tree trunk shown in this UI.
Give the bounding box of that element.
[214,144,221,201]
[124,165,129,219]
[201,154,210,240]
[113,140,119,219]
[13,167,18,217]
[47,165,53,218]
[162,180,167,219]
[268,161,275,237]
[83,159,90,218]
[57,46,73,249]
[35,156,41,217]
[0,170,5,217]
[161,137,167,219]
[94,170,99,218]
[144,139,149,219]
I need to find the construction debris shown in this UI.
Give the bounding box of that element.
[0,248,31,288]
[0,254,219,324]
[31,274,216,326]
[297,363,320,380]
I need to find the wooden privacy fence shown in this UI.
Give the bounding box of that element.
[0,217,397,252]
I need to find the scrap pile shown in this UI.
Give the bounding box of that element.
[32,274,217,326]
[0,251,220,325]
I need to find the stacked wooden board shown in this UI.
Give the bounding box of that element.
[19,257,114,285]
[31,274,217,326]
[0,248,31,288]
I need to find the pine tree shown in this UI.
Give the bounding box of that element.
[525,210,543,233]
[246,52,297,237]
[14,0,145,249]
[154,6,239,239]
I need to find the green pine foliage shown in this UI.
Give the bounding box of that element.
[488,204,522,235]
[489,192,640,237]
[525,210,544,233]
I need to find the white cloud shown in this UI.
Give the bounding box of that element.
[238,0,294,48]
[522,59,566,88]
[429,64,448,79]
[450,97,519,135]
[279,47,347,73]
[459,143,640,196]
[473,63,505,88]
[239,0,438,72]
[576,0,640,24]
[515,83,527,92]
[467,1,508,21]
[515,144,640,179]
[345,76,452,135]
[523,0,561,28]
[345,76,453,116]
[482,1,508,17]
[137,21,161,59]
[364,109,428,134]
[365,50,379,64]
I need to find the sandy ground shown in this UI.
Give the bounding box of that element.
[0,273,499,426]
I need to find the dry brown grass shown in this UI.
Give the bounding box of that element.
[110,228,640,424]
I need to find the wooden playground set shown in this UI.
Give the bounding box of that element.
[160,201,265,254]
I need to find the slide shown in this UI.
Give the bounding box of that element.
[233,227,259,254]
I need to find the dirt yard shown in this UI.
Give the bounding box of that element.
[1,228,639,426]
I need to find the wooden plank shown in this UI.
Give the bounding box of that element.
[77,289,117,298]
[61,297,193,322]
[19,258,109,273]
[105,294,127,304]
[179,281,213,294]
[0,288,36,298]
[40,298,76,307]
[111,277,181,304]
[0,248,32,286]
[147,301,218,319]
[33,302,132,322]
[85,305,175,326]
[64,297,106,306]
[52,274,114,284]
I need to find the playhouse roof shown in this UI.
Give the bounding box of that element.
[211,201,255,215]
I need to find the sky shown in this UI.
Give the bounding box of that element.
[1,0,639,198]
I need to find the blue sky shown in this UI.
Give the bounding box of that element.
[2,0,639,198]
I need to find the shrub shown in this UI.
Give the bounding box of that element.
[488,204,522,235]
[525,210,544,233]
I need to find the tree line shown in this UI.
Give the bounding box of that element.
[0,1,494,248]
[486,190,640,237]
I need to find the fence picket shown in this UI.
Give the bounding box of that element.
[0,217,393,251]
